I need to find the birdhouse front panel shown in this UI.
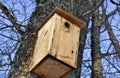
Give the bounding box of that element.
[50,14,80,68]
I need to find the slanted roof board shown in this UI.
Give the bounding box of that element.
[37,7,86,31]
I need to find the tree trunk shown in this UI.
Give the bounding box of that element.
[8,0,92,78]
[91,1,103,78]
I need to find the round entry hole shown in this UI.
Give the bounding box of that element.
[71,51,74,54]
[64,22,70,28]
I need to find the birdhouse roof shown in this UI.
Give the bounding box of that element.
[38,7,86,31]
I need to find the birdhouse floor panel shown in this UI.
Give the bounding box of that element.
[31,55,74,78]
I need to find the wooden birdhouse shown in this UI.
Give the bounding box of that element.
[29,7,86,78]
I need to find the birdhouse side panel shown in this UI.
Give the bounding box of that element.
[29,15,56,71]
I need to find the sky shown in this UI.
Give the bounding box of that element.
[0,0,120,78]
[0,0,36,76]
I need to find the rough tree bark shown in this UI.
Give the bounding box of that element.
[91,13,103,78]
[91,0,103,78]
[8,0,93,78]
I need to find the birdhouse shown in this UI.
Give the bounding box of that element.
[29,7,86,78]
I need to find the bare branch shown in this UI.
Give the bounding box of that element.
[102,52,120,58]
[0,1,24,35]
[0,26,12,30]
[104,21,120,52]
[82,0,104,16]
[105,57,120,73]
[107,7,118,17]
[0,33,19,42]
[110,0,120,5]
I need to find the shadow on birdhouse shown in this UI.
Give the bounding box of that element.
[29,7,86,78]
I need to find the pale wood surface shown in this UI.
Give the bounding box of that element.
[29,8,83,77]
[29,14,56,70]
[50,14,80,68]
[30,13,80,71]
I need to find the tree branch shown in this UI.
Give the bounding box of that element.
[0,1,24,35]
[110,0,120,5]
[104,21,120,52]
[102,52,120,58]
[82,0,104,16]
[0,33,19,42]
[105,57,120,73]
[107,7,118,17]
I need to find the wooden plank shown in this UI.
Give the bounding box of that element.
[53,7,86,28]
[56,18,80,68]
[37,7,86,32]
[29,15,56,71]
[50,14,80,68]
[33,56,73,78]
[49,13,61,56]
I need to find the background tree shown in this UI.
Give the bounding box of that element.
[0,0,120,78]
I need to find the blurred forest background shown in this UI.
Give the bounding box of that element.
[0,0,120,78]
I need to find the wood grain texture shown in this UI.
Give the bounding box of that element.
[32,56,74,78]
[29,14,56,71]
[50,14,80,68]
